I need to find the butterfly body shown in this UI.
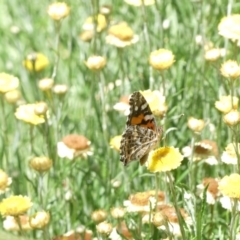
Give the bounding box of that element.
[120,91,162,166]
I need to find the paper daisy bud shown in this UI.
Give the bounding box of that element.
[38,78,54,91]
[29,156,52,172]
[113,95,130,116]
[79,30,94,42]
[23,52,49,72]
[29,211,50,229]
[100,4,112,16]
[106,22,139,48]
[15,103,45,125]
[96,221,113,236]
[219,173,240,199]
[204,48,221,62]
[221,143,240,165]
[4,89,21,104]
[3,215,31,231]
[85,56,106,71]
[187,117,205,133]
[109,135,122,151]
[91,209,108,223]
[34,102,48,115]
[147,147,183,172]
[124,0,155,6]
[0,195,32,217]
[53,84,68,95]
[110,207,125,219]
[47,2,70,21]
[0,169,12,195]
[218,15,240,42]
[152,212,165,227]
[215,95,239,114]
[57,134,92,160]
[0,73,19,94]
[111,179,121,188]
[83,14,107,32]
[223,110,240,126]
[220,60,240,80]
[149,49,175,71]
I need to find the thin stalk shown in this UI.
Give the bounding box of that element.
[160,71,166,96]
[38,173,44,208]
[155,172,159,211]
[189,135,196,192]
[29,124,34,154]
[229,198,238,240]
[15,216,24,236]
[166,172,187,239]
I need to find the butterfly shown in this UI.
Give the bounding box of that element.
[120,91,162,166]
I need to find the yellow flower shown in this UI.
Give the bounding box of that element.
[15,103,45,125]
[23,52,49,72]
[220,60,240,80]
[221,143,240,165]
[124,0,155,6]
[223,110,240,126]
[106,22,139,48]
[85,56,106,71]
[204,48,221,62]
[29,157,52,172]
[219,174,240,199]
[34,102,48,115]
[4,89,21,104]
[215,95,239,114]
[0,169,12,194]
[83,14,107,32]
[30,211,50,229]
[140,90,168,117]
[109,135,122,151]
[0,195,32,217]
[149,49,175,71]
[218,15,240,42]
[187,117,205,133]
[147,147,183,172]
[0,73,19,94]
[47,2,70,21]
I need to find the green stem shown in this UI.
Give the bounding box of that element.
[15,216,24,236]
[166,172,187,239]
[29,124,34,154]
[189,135,196,192]
[160,71,166,96]
[155,172,159,211]
[38,173,44,208]
[229,198,238,240]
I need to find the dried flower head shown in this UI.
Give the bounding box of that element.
[4,89,21,104]
[219,173,240,199]
[124,0,155,6]
[83,14,107,32]
[57,134,92,160]
[116,222,132,239]
[85,56,106,71]
[218,15,240,43]
[29,157,52,172]
[140,89,168,117]
[0,195,32,217]
[223,110,240,126]
[204,48,221,62]
[0,169,12,194]
[38,78,54,91]
[106,22,139,48]
[23,52,49,72]
[47,2,70,21]
[149,49,175,71]
[110,207,125,219]
[187,117,205,133]
[30,211,50,229]
[53,84,68,95]
[215,95,239,114]
[91,209,108,223]
[197,178,219,204]
[3,215,31,231]
[15,103,45,125]
[194,140,219,160]
[124,190,165,212]
[96,221,113,236]
[109,135,122,151]
[147,147,183,172]
[220,60,240,80]
[0,73,19,94]
[221,143,240,165]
